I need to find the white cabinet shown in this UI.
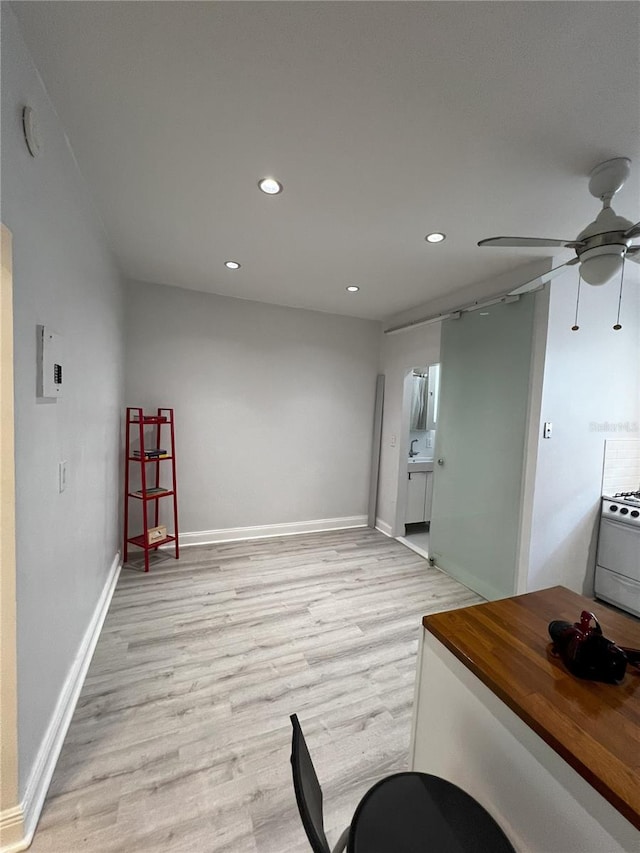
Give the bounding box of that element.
[406,472,427,523]
[411,628,638,853]
[406,471,433,524]
[425,470,433,521]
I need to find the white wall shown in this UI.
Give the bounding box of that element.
[377,323,441,534]
[527,266,640,595]
[124,280,380,538]
[602,440,640,495]
[1,6,125,800]
[385,258,553,333]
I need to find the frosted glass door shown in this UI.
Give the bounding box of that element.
[429,296,535,600]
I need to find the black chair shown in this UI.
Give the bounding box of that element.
[290,714,515,853]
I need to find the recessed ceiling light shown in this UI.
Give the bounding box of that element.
[346,285,360,293]
[258,177,283,195]
[224,261,241,270]
[425,232,446,243]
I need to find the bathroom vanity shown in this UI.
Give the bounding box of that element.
[406,459,433,524]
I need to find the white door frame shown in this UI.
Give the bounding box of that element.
[0,223,24,849]
[392,368,415,537]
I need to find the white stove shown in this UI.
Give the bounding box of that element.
[595,491,640,617]
[600,491,640,527]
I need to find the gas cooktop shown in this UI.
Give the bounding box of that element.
[601,492,640,526]
[604,490,640,505]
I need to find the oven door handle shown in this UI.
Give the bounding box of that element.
[601,516,638,531]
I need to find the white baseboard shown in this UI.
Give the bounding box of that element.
[375,518,394,538]
[172,515,368,548]
[0,551,122,853]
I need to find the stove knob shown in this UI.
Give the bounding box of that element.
[631,510,639,518]
[610,505,618,511]
[619,507,629,515]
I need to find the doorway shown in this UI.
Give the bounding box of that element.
[394,364,440,559]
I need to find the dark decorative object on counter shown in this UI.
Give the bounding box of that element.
[549,610,640,684]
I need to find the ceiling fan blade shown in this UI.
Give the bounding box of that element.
[626,246,640,264]
[508,257,579,296]
[624,222,640,239]
[478,236,584,248]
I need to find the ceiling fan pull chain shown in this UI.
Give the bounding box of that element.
[571,270,582,331]
[613,256,626,331]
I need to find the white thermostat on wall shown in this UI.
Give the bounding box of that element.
[37,325,63,399]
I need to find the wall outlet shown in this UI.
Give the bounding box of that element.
[59,460,67,493]
[390,434,397,447]
[543,422,552,439]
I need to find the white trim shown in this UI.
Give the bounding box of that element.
[0,223,20,850]
[396,535,429,560]
[393,369,415,538]
[2,552,122,853]
[171,516,368,548]
[374,518,393,538]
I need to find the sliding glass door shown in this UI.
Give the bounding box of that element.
[429,296,535,600]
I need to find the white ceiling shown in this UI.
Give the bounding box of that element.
[12,1,640,321]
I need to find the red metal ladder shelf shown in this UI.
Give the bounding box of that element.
[123,407,179,572]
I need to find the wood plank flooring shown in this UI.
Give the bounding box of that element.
[29,528,482,853]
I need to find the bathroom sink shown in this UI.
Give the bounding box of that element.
[407,457,434,472]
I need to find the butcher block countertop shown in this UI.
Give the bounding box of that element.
[423,585,640,830]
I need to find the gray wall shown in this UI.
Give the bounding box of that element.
[124,280,381,534]
[2,7,125,796]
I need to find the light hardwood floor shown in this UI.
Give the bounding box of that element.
[30,528,482,852]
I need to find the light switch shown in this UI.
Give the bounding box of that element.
[543,422,552,439]
[59,460,67,493]
[390,434,397,447]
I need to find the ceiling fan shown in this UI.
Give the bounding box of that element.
[478,157,640,296]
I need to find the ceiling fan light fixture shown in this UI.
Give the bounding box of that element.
[579,248,624,286]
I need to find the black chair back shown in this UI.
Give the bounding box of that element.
[290,714,331,853]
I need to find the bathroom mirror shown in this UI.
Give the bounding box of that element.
[410,364,440,431]
[410,370,429,432]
